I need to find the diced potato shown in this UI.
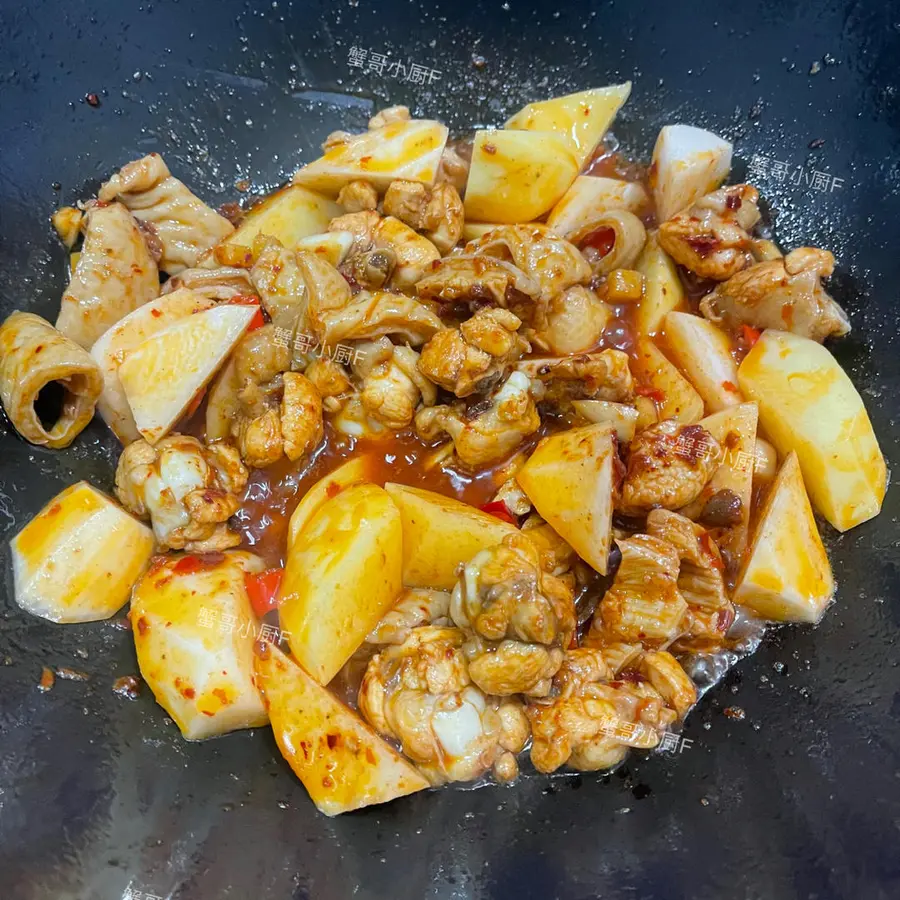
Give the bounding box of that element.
[293,119,449,195]
[293,230,354,267]
[505,84,632,169]
[571,400,638,443]
[516,424,615,574]
[547,175,649,240]
[650,124,732,221]
[734,452,834,622]
[131,550,268,740]
[738,330,886,531]
[287,456,374,547]
[664,311,742,412]
[118,304,256,444]
[606,269,644,303]
[634,232,687,335]
[280,484,402,684]
[631,338,704,424]
[384,483,517,590]
[91,288,217,444]
[11,481,154,624]
[684,402,758,558]
[255,642,429,816]
[464,130,579,224]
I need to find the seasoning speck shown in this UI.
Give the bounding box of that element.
[723,706,746,721]
[38,666,55,692]
[56,666,90,682]
[85,93,101,107]
[809,61,822,75]
[113,675,142,701]
[808,138,825,149]
[472,54,487,70]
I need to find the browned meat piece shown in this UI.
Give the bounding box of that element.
[417,307,528,398]
[360,345,437,430]
[415,255,541,306]
[336,179,379,212]
[531,285,612,355]
[658,184,761,281]
[699,247,850,342]
[383,179,464,253]
[619,420,721,515]
[516,348,634,405]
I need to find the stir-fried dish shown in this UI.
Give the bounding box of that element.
[2,84,886,816]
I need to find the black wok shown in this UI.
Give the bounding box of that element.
[1,0,899,897]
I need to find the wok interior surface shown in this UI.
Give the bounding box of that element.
[1,0,899,897]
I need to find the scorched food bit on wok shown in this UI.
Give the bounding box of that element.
[2,83,887,817]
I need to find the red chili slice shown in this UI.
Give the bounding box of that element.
[579,226,616,258]
[244,568,284,618]
[478,501,517,526]
[225,294,265,330]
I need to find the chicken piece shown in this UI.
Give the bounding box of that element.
[415,371,541,469]
[327,211,440,289]
[657,184,761,281]
[639,650,698,717]
[619,420,722,515]
[114,434,247,551]
[492,477,533,518]
[341,247,397,291]
[383,180,464,254]
[51,206,84,249]
[526,648,677,773]
[415,255,541,306]
[516,348,634,405]
[319,291,443,347]
[161,265,254,301]
[336,179,379,213]
[646,509,734,652]
[417,307,528,398]
[358,626,529,784]
[360,345,437,429]
[585,534,688,647]
[56,202,160,349]
[699,247,850,342]
[532,285,611,355]
[98,153,234,274]
[281,372,324,462]
[304,355,352,412]
[366,589,452,646]
[520,518,576,575]
[435,141,471,194]
[466,224,592,303]
[368,105,410,130]
[450,533,575,697]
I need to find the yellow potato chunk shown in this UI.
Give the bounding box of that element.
[505,83,632,169]
[464,130,579,224]
[664,311,743,412]
[516,424,615,574]
[131,551,269,739]
[738,330,886,531]
[547,175,649,240]
[255,642,429,816]
[280,484,402,684]
[11,481,154,623]
[734,452,834,622]
[631,338,704,424]
[292,119,449,195]
[634,232,687,335]
[118,304,255,444]
[91,288,217,444]
[216,185,342,261]
[287,456,374,547]
[384,483,517,590]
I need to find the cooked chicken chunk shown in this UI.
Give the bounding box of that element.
[162,265,254,301]
[517,349,634,405]
[366,589,452,646]
[526,648,678,773]
[639,649,698,717]
[418,307,528,398]
[304,356,352,412]
[340,247,397,291]
[700,247,850,342]
[281,371,324,462]
[415,371,541,468]
[619,420,721,515]
[56,202,159,349]
[657,184,761,281]
[360,345,437,429]
[435,141,471,194]
[585,534,688,647]
[114,434,247,551]
[328,211,440,289]
[532,285,612,355]
[336,179,379,213]
[383,179,464,253]
[466,224,592,303]
[51,206,83,249]
[358,626,529,784]
[415,255,541,306]
[450,533,575,697]
[98,153,234,274]
[368,105,410,130]
[319,291,443,347]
